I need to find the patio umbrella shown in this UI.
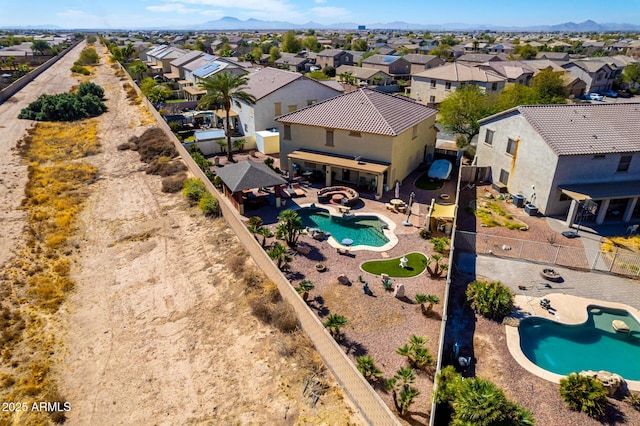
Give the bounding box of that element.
[394,180,400,199]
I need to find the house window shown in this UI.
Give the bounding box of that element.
[284,125,291,140]
[617,155,632,172]
[288,105,297,112]
[429,95,435,103]
[593,154,606,159]
[307,99,317,106]
[445,81,451,90]
[430,79,436,88]
[412,125,418,140]
[491,82,498,91]
[326,130,334,147]
[506,138,517,155]
[349,131,361,137]
[484,129,494,145]
[274,102,282,116]
[499,169,509,185]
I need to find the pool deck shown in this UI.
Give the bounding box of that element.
[506,293,640,391]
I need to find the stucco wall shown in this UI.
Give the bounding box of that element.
[411,76,506,104]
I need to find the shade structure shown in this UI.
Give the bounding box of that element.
[341,238,354,246]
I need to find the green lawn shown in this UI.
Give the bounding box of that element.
[361,253,428,278]
[415,172,444,190]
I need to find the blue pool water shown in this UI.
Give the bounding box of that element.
[519,306,640,379]
[297,208,389,247]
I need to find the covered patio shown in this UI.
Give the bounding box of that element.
[561,181,640,226]
[214,161,288,215]
[287,150,389,200]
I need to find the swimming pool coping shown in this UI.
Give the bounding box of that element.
[296,203,399,252]
[506,293,640,391]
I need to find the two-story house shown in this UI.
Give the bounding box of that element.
[475,103,640,226]
[411,62,507,104]
[563,60,615,93]
[402,54,446,75]
[315,49,354,70]
[232,67,343,150]
[361,55,412,81]
[276,88,438,199]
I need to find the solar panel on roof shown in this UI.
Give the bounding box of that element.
[383,56,395,63]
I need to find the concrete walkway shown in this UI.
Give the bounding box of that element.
[475,254,640,309]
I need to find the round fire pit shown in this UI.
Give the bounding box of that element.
[315,263,326,272]
[540,268,562,282]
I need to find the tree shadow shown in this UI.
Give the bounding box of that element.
[285,271,305,281]
[342,336,368,357]
[403,410,431,426]
[309,296,330,318]
[602,403,626,425]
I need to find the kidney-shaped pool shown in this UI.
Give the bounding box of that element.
[519,306,640,380]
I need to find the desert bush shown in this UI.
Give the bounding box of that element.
[242,268,265,290]
[132,127,177,163]
[77,81,104,98]
[248,294,273,323]
[226,248,247,274]
[198,192,220,217]
[625,392,640,411]
[146,158,186,176]
[70,64,90,75]
[419,228,431,239]
[77,46,99,65]
[117,142,133,151]
[560,372,608,418]
[182,178,206,205]
[271,301,299,332]
[18,89,107,121]
[161,174,186,193]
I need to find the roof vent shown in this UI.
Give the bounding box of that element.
[593,135,597,139]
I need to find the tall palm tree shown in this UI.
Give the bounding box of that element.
[356,355,383,382]
[198,72,257,162]
[386,367,419,416]
[275,209,303,247]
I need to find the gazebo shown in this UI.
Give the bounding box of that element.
[214,161,288,215]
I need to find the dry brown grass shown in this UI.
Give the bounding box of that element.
[128,127,177,163]
[122,82,140,105]
[161,174,187,193]
[0,119,100,424]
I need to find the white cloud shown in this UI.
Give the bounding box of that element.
[149,0,307,22]
[309,6,349,19]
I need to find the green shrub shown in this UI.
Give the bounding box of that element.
[18,83,107,121]
[77,46,99,65]
[431,237,450,253]
[189,150,212,171]
[77,81,104,98]
[559,373,608,418]
[198,192,221,217]
[182,178,206,205]
[466,280,514,320]
[71,64,90,75]
[419,228,431,239]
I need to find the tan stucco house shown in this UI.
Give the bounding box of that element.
[276,88,438,199]
[476,103,640,225]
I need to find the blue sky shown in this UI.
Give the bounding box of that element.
[0,0,638,29]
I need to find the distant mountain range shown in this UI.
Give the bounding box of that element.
[191,17,640,32]
[2,18,640,32]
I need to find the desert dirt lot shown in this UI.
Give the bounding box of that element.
[0,41,361,425]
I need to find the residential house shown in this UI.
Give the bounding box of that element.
[361,54,411,81]
[535,52,570,62]
[475,103,640,225]
[147,46,187,73]
[487,43,515,55]
[335,65,394,86]
[276,88,438,199]
[402,54,446,75]
[563,59,615,93]
[315,49,353,69]
[456,53,505,66]
[479,61,537,86]
[165,50,204,81]
[411,62,507,104]
[232,67,344,150]
[275,53,309,72]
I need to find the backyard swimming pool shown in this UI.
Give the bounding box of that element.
[297,207,389,248]
[519,306,640,380]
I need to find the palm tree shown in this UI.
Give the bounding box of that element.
[426,254,448,278]
[267,242,291,270]
[452,377,510,425]
[129,61,148,82]
[414,293,428,315]
[356,356,383,382]
[466,280,514,320]
[295,280,314,302]
[559,373,608,418]
[275,209,303,247]
[386,367,419,416]
[396,335,434,372]
[425,294,440,315]
[198,72,257,162]
[323,313,348,339]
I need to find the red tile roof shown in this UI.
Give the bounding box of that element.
[276,88,437,136]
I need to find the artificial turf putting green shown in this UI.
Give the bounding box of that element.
[361,253,428,278]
